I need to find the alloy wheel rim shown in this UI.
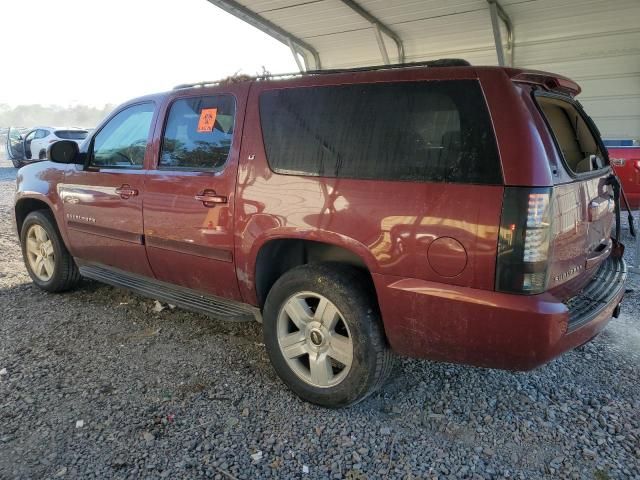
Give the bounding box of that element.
[277,292,353,388]
[25,225,55,282]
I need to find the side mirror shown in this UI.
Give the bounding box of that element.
[48,140,80,164]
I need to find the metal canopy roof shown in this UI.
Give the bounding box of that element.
[207,0,640,139]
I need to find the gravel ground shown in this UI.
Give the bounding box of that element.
[0,152,638,480]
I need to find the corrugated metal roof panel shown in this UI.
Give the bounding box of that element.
[260,0,370,38]
[214,0,640,138]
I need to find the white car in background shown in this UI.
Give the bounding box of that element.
[6,126,89,168]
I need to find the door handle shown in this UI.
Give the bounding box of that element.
[195,189,227,207]
[115,184,138,199]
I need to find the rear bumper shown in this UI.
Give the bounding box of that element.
[374,256,627,370]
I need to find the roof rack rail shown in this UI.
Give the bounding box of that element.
[173,58,471,90]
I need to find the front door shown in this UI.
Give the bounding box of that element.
[6,127,25,161]
[60,102,157,276]
[23,130,37,160]
[143,87,247,300]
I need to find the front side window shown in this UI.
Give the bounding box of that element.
[91,103,155,168]
[259,80,502,184]
[159,95,236,171]
[537,96,605,174]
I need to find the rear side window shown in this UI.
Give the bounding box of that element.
[259,80,501,184]
[537,96,605,174]
[160,95,235,171]
[55,130,88,140]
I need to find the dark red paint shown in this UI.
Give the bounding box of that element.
[14,65,626,371]
[609,146,640,209]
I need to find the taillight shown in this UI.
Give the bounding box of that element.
[635,160,640,172]
[495,187,553,294]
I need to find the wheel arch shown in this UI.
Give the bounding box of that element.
[253,237,376,309]
[14,197,54,235]
[14,196,71,253]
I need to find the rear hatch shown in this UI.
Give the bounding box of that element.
[535,93,615,300]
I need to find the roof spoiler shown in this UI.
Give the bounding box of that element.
[511,72,581,96]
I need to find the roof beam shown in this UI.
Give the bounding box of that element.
[206,0,322,70]
[339,0,405,64]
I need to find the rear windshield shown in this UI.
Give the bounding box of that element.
[55,130,88,140]
[259,80,502,184]
[536,96,606,174]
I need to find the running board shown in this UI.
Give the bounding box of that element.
[77,262,261,322]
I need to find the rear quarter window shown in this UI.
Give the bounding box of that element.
[259,80,502,184]
[55,130,89,140]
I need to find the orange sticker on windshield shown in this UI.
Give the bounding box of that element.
[197,108,217,133]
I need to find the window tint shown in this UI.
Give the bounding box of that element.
[259,80,501,184]
[537,96,605,174]
[160,95,235,170]
[92,103,154,168]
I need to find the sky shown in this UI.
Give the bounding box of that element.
[0,0,297,107]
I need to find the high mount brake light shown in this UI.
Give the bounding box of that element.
[496,187,553,294]
[512,73,581,96]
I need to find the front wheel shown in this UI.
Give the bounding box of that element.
[263,263,394,408]
[20,210,81,292]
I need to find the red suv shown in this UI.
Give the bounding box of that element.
[609,145,640,210]
[14,61,628,407]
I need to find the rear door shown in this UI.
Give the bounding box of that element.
[60,102,157,276]
[30,129,49,160]
[536,94,615,298]
[6,127,25,160]
[142,85,248,300]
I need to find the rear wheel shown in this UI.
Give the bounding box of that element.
[263,263,394,408]
[20,210,80,292]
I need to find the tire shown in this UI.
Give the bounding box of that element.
[20,210,81,292]
[38,149,46,160]
[263,263,394,408]
[11,158,24,168]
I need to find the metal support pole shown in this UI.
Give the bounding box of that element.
[373,25,390,65]
[487,0,514,66]
[287,39,306,72]
[488,1,505,66]
[339,0,405,64]
[207,0,322,69]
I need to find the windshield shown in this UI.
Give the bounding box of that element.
[537,96,605,174]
